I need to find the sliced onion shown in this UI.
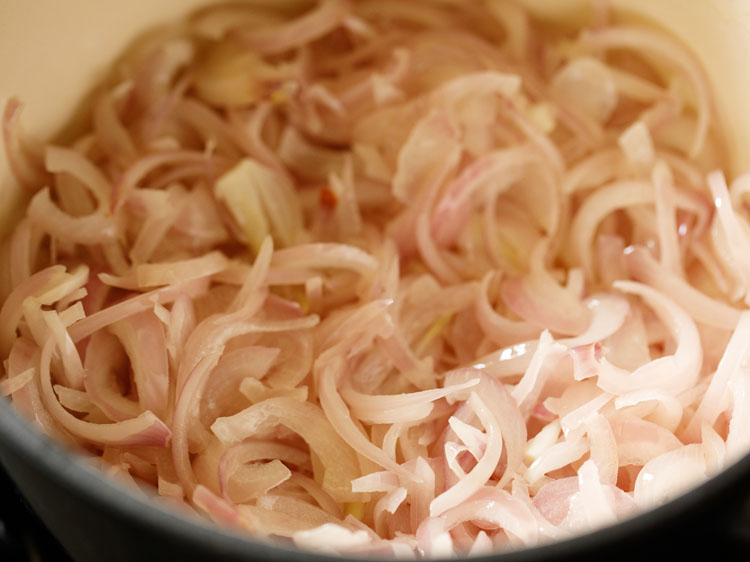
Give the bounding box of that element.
[28,188,117,245]
[83,330,141,422]
[202,345,279,421]
[2,2,747,556]
[342,377,478,424]
[38,338,170,447]
[40,308,85,390]
[430,146,535,247]
[614,390,683,434]
[652,161,682,274]
[580,25,711,158]
[53,384,95,414]
[211,396,361,502]
[570,180,653,280]
[192,484,241,528]
[550,57,617,124]
[0,367,35,396]
[570,460,616,530]
[525,432,588,485]
[617,121,654,169]
[220,458,291,504]
[502,240,591,336]
[271,243,378,276]
[45,146,111,209]
[476,272,542,345]
[511,331,567,412]
[233,0,350,55]
[69,277,209,343]
[612,419,682,466]
[625,245,741,330]
[560,293,630,348]
[445,369,526,487]
[392,110,462,203]
[593,281,702,395]
[430,393,503,516]
[633,444,707,508]
[135,251,230,288]
[110,310,170,418]
[708,170,750,304]
[0,265,67,357]
[316,358,407,478]
[582,414,618,485]
[726,369,750,462]
[441,488,539,546]
[293,524,372,554]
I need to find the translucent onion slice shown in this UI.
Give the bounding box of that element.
[633,444,707,508]
[69,277,209,343]
[28,188,117,245]
[593,281,702,396]
[271,243,378,276]
[430,393,503,517]
[0,265,67,356]
[580,25,711,158]
[45,146,111,209]
[708,170,750,304]
[38,337,170,447]
[550,57,617,124]
[212,396,361,502]
[110,311,170,418]
[233,0,351,55]
[341,377,478,424]
[0,367,35,396]
[392,110,462,204]
[445,369,526,487]
[317,358,407,478]
[83,330,141,422]
[612,419,682,466]
[684,311,750,442]
[476,272,542,346]
[625,245,741,330]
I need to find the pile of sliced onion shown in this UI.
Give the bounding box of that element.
[1,0,748,557]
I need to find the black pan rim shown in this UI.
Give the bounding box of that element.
[1,396,749,561]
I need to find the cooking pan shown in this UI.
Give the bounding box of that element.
[1,1,749,561]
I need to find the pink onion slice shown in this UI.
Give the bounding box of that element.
[684,311,750,442]
[430,393,503,517]
[69,277,209,343]
[0,265,67,357]
[595,281,702,396]
[708,170,750,304]
[633,444,707,508]
[110,310,170,418]
[625,245,741,330]
[502,240,591,336]
[317,358,408,478]
[580,25,711,158]
[234,0,351,55]
[476,272,543,345]
[612,418,682,466]
[45,146,111,209]
[342,377,478,424]
[211,396,361,502]
[38,337,170,447]
[83,330,141,422]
